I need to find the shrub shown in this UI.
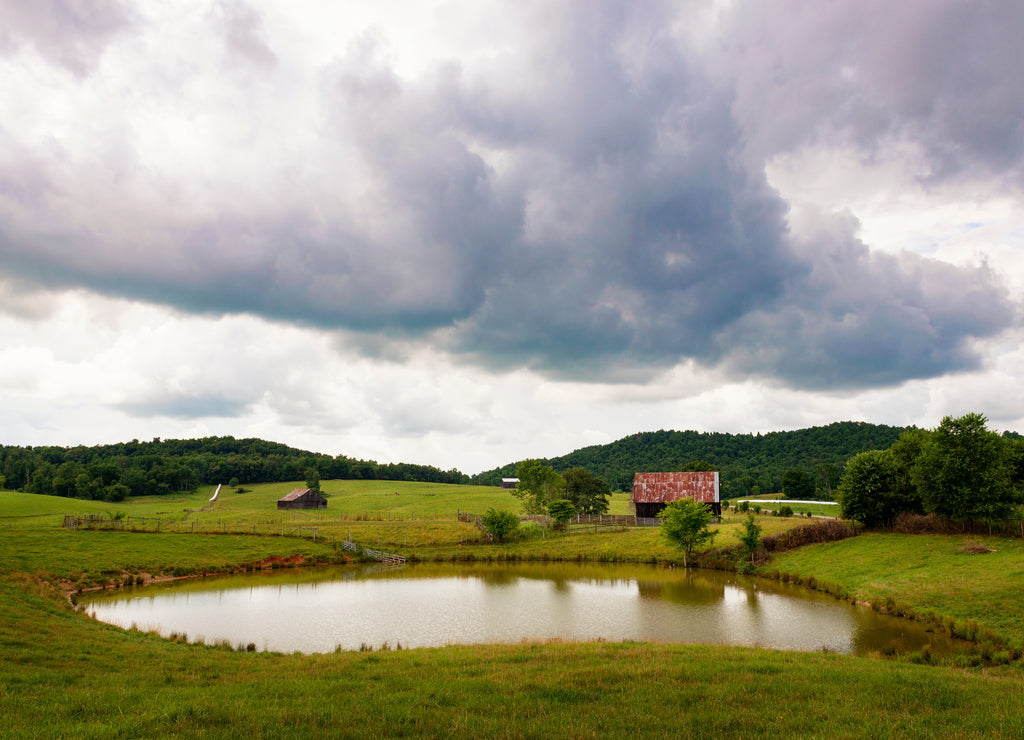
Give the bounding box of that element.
[760,519,857,553]
[547,499,576,531]
[482,508,520,542]
[517,521,545,540]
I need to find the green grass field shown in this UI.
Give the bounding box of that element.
[4,482,1024,738]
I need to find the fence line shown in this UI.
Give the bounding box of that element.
[340,535,406,565]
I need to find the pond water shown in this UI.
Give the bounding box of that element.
[84,562,957,655]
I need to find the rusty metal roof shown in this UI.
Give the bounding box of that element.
[631,472,719,504]
[279,488,312,502]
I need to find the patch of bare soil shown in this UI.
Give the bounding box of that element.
[959,541,995,554]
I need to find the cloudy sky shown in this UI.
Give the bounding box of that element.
[2,0,1023,474]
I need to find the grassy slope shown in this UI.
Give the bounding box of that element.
[4,484,1024,737]
[769,533,1024,648]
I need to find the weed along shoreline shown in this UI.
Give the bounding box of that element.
[3,483,1024,737]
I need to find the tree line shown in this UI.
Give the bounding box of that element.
[0,436,469,502]
[838,413,1024,528]
[473,421,910,499]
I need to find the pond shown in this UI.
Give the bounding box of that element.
[83,562,958,656]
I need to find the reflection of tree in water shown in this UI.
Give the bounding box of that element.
[636,571,725,606]
[848,613,962,657]
[478,570,521,587]
[471,562,642,592]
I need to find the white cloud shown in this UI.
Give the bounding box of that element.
[1,0,1022,473]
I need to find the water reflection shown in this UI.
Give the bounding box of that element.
[83,562,962,656]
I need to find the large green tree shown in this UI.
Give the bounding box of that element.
[915,413,1020,524]
[837,450,906,528]
[513,460,565,514]
[659,498,717,568]
[562,468,611,515]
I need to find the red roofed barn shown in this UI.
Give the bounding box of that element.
[277,488,327,510]
[631,472,721,518]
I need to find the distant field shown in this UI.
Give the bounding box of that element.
[0,481,510,528]
[1,485,799,576]
[730,498,841,518]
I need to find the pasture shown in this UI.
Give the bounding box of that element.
[3,481,1024,738]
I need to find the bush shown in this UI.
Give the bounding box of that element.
[779,505,794,517]
[893,512,945,534]
[482,508,520,542]
[760,520,857,553]
[516,521,545,540]
[547,499,576,531]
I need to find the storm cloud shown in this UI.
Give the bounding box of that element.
[0,0,1019,392]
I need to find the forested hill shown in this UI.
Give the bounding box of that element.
[471,421,911,499]
[0,436,468,501]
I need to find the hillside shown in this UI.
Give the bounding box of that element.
[0,436,469,502]
[471,421,911,499]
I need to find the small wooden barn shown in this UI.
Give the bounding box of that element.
[631,472,721,518]
[277,488,327,510]
[500,477,520,489]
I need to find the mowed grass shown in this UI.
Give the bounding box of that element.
[6,483,1024,737]
[769,532,1024,649]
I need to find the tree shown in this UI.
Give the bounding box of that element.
[482,508,519,542]
[659,498,718,567]
[679,460,715,472]
[888,428,928,503]
[738,513,762,565]
[105,483,129,502]
[547,499,576,531]
[814,463,841,500]
[562,468,611,515]
[305,468,321,494]
[838,450,899,528]
[782,469,814,500]
[513,460,565,514]
[915,413,1019,524]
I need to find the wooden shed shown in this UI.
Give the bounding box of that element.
[500,478,520,489]
[631,472,721,518]
[277,488,327,510]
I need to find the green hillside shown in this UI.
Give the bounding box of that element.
[472,421,911,498]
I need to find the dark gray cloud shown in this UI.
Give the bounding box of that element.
[724,0,1024,185]
[0,0,1019,391]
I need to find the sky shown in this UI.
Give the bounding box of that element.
[2,0,1023,475]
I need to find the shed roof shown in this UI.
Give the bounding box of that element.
[631,472,719,504]
[279,487,316,502]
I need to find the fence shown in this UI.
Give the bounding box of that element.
[572,513,663,527]
[340,536,406,565]
[457,511,664,537]
[62,514,334,542]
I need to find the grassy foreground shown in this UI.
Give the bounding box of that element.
[3,485,1024,737]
